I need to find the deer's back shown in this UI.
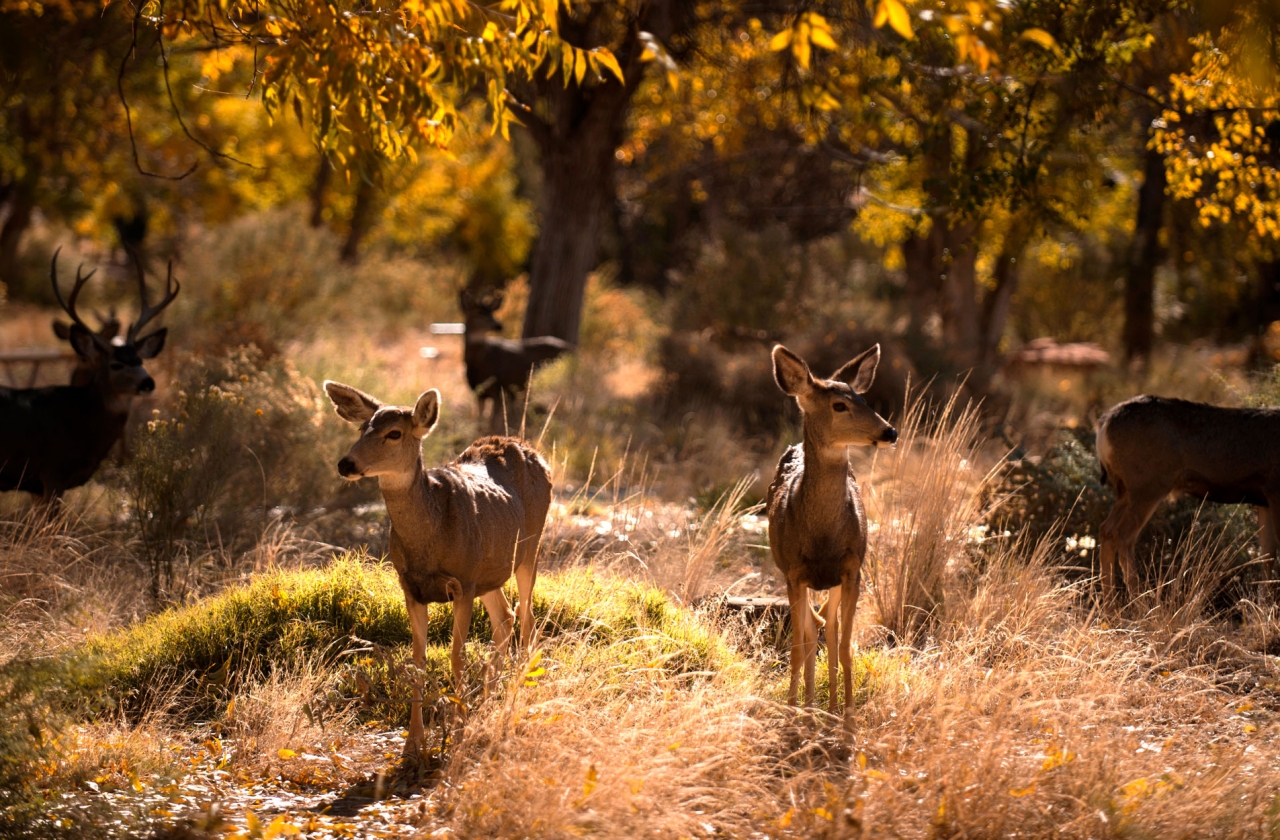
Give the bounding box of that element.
[0,385,121,494]
[464,337,569,392]
[1098,396,1280,501]
[767,444,866,591]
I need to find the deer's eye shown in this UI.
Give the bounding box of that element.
[833,402,849,413]
[385,430,402,441]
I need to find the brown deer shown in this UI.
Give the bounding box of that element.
[459,289,571,434]
[767,344,897,715]
[324,381,552,755]
[1096,395,1280,609]
[0,251,177,499]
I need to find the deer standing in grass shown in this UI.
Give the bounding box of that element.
[459,289,571,434]
[324,382,552,755]
[0,251,177,499]
[767,345,897,715]
[1097,395,1280,610]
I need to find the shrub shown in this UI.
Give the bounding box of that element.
[987,431,1258,591]
[125,345,361,593]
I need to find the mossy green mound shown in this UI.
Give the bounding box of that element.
[83,554,733,718]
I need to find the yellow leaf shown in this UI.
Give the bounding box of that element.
[873,0,888,28]
[880,0,913,39]
[574,49,587,85]
[592,49,624,83]
[778,807,795,828]
[1009,784,1037,797]
[865,769,888,780]
[1244,723,1257,734]
[583,764,598,797]
[1041,747,1075,771]
[769,28,792,51]
[278,748,298,759]
[811,28,838,51]
[857,752,867,769]
[1020,28,1056,50]
[481,21,498,42]
[246,811,261,834]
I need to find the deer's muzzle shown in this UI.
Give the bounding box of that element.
[337,457,362,479]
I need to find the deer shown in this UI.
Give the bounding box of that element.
[767,344,897,717]
[1096,394,1280,610]
[458,289,572,435]
[0,251,177,500]
[324,381,553,756]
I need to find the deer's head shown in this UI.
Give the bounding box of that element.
[459,289,503,335]
[324,382,440,482]
[51,249,177,401]
[772,344,898,451]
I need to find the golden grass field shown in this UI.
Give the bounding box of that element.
[3,241,1280,839]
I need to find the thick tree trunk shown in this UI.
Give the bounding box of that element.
[1123,148,1167,363]
[340,175,378,264]
[0,175,36,292]
[522,75,637,343]
[980,250,1020,370]
[310,156,332,228]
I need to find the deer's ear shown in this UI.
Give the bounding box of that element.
[52,320,71,340]
[772,345,813,397]
[412,389,440,438]
[67,324,108,363]
[832,344,881,394]
[134,328,167,360]
[324,381,381,424]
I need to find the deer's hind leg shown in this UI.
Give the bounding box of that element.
[480,587,515,690]
[514,551,539,652]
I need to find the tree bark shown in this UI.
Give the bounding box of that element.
[521,71,639,343]
[0,174,36,292]
[310,156,332,228]
[1123,148,1167,363]
[340,174,378,264]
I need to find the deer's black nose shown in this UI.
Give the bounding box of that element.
[137,377,155,394]
[882,427,898,444]
[337,457,359,477]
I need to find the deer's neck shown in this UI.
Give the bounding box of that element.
[378,456,435,529]
[797,434,853,512]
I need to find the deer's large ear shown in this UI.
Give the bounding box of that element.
[53,320,71,340]
[411,389,440,438]
[134,328,167,360]
[67,324,108,363]
[832,344,881,394]
[772,345,813,396]
[324,381,381,424]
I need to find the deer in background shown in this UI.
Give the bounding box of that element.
[767,344,897,717]
[1096,395,1280,610]
[324,381,552,756]
[0,251,178,500]
[459,289,571,435]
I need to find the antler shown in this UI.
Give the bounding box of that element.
[127,257,180,342]
[50,248,109,350]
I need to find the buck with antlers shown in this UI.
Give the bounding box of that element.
[459,289,571,434]
[1096,395,1280,610]
[767,344,897,717]
[0,251,178,499]
[324,381,552,756]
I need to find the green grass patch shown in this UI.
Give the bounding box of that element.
[81,555,734,721]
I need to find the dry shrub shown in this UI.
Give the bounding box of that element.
[126,345,354,595]
[865,389,994,642]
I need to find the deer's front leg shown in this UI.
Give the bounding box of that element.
[403,597,431,757]
[824,585,841,715]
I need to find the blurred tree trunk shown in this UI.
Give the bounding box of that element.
[0,172,36,291]
[521,67,640,344]
[1123,148,1167,363]
[340,174,378,264]
[310,156,332,228]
